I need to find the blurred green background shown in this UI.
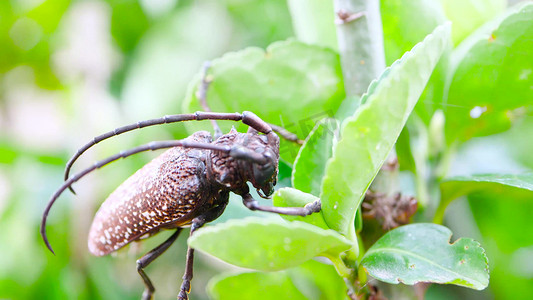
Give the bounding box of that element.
[0,0,531,299]
[0,1,296,299]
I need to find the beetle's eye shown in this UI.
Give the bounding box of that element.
[253,163,274,185]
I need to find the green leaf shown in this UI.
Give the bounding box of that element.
[272,188,329,229]
[292,119,338,196]
[440,0,507,45]
[435,173,533,223]
[445,3,533,142]
[288,260,350,300]
[182,40,345,162]
[361,223,489,290]
[320,23,451,238]
[189,217,351,271]
[207,259,347,300]
[225,0,294,48]
[208,271,307,300]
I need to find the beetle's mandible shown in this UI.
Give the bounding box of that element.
[41,65,321,300]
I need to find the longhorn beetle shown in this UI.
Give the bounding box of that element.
[41,63,321,300]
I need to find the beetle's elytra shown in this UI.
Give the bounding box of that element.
[41,108,321,300]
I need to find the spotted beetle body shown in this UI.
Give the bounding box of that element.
[88,131,222,255]
[41,111,319,300]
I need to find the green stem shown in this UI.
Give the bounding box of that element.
[334,0,385,100]
[325,253,354,278]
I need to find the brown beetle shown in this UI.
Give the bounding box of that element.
[40,108,321,299]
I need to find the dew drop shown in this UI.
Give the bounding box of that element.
[469,106,487,119]
[333,202,338,210]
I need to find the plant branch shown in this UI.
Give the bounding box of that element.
[334,0,385,101]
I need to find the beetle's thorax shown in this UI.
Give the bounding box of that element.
[208,128,279,196]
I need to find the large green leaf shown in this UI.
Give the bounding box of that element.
[288,259,349,300]
[208,271,307,300]
[272,188,329,229]
[225,0,294,48]
[320,23,451,238]
[435,173,533,223]
[182,40,345,162]
[207,260,347,300]
[440,0,507,45]
[188,217,351,271]
[445,3,533,143]
[361,223,489,290]
[292,119,338,196]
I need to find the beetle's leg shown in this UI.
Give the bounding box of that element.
[178,202,228,300]
[137,228,182,300]
[241,192,321,217]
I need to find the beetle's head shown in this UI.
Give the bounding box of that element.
[244,131,279,198]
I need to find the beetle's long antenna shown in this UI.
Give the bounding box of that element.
[64,112,245,193]
[63,110,300,193]
[43,140,233,254]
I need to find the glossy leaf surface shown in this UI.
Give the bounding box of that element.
[182,40,345,161]
[435,173,533,223]
[320,23,451,237]
[189,217,351,271]
[445,3,533,142]
[272,187,329,229]
[361,224,489,290]
[292,119,337,196]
